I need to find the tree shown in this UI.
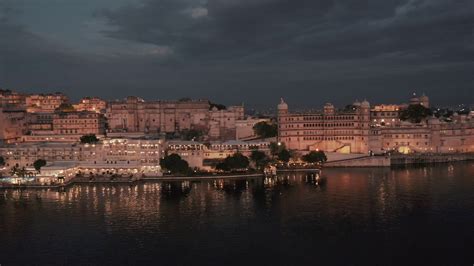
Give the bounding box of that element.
[269,142,285,157]
[209,101,227,110]
[0,156,4,166]
[278,149,291,163]
[400,104,433,123]
[216,153,250,172]
[344,104,357,111]
[34,159,47,171]
[182,129,204,141]
[250,150,268,169]
[160,154,190,175]
[10,166,28,178]
[80,134,99,144]
[302,151,327,164]
[55,103,76,112]
[253,121,277,139]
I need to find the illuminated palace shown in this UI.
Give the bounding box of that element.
[106,96,244,140]
[278,94,474,154]
[278,99,371,153]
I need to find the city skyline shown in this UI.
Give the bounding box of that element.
[1,87,472,111]
[1,0,473,107]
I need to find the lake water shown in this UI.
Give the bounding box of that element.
[1,163,474,265]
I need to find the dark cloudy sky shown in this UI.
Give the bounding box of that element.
[0,0,473,108]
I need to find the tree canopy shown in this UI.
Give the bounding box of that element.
[268,142,291,162]
[278,149,291,163]
[10,166,28,178]
[399,104,433,123]
[160,154,190,175]
[302,151,327,164]
[33,159,47,171]
[209,101,227,110]
[269,142,285,157]
[216,153,250,172]
[80,134,99,144]
[181,129,204,141]
[253,121,277,139]
[250,150,269,169]
[0,156,4,166]
[55,103,76,112]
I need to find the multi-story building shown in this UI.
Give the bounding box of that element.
[26,113,54,134]
[370,104,401,127]
[26,92,69,113]
[0,89,26,108]
[235,117,271,140]
[370,116,474,154]
[73,97,107,113]
[106,97,210,133]
[278,95,474,155]
[166,140,270,170]
[106,97,244,140]
[409,93,430,108]
[52,111,106,135]
[208,106,245,140]
[277,99,371,154]
[0,138,163,176]
[0,108,27,143]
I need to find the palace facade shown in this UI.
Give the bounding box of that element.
[0,138,164,177]
[26,93,69,113]
[277,99,371,153]
[106,97,244,140]
[278,95,474,154]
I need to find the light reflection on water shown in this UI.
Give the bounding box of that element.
[1,162,474,265]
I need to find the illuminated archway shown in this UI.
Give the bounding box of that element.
[398,146,411,154]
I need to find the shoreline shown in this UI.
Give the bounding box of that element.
[0,169,323,189]
[2,156,473,189]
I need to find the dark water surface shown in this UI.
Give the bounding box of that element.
[1,163,474,265]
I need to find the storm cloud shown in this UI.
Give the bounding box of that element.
[0,0,473,107]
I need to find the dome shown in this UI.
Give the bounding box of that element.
[278,98,288,110]
[353,100,361,107]
[410,93,420,104]
[361,100,370,108]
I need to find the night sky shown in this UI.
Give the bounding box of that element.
[0,0,473,108]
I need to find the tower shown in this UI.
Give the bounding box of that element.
[277,98,288,116]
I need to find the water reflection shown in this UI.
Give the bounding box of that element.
[1,162,474,265]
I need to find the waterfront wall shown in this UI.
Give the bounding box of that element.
[325,156,390,168]
[324,153,474,168]
[391,153,474,166]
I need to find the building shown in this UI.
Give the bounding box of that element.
[409,93,430,108]
[106,97,244,140]
[166,140,270,170]
[0,89,26,108]
[0,108,27,143]
[106,97,210,133]
[26,92,69,113]
[52,111,106,135]
[26,113,54,134]
[277,99,371,154]
[235,117,270,140]
[73,97,107,113]
[370,117,474,154]
[21,111,106,143]
[278,95,474,155]
[0,137,164,177]
[370,104,401,127]
[208,105,245,140]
